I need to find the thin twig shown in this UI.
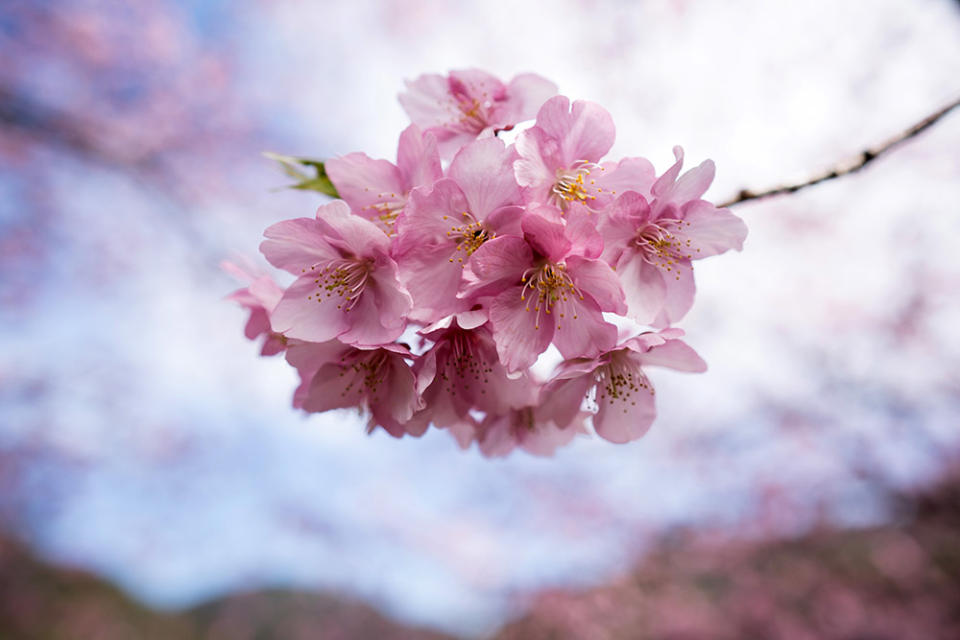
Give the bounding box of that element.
[720,96,960,208]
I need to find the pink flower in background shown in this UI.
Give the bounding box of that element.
[394,137,523,322]
[286,340,423,438]
[325,124,442,235]
[399,69,557,158]
[261,200,412,346]
[543,329,707,443]
[467,208,625,372]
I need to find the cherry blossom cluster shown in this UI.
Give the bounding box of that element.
[229,69,747,456]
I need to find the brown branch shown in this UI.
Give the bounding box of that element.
[719,96,960,208]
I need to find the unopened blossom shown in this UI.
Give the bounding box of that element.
[467,208,626,372]
[325,124,442,235]
[394,137,523,321]
[600,148,748,325]
[286,340,423,438]
[514,95,656,211]
[399,69,558,158]
[223,260,286,356]
[261,200,413,346]
[543,329,706,443]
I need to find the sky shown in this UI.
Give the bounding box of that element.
[1,0,960,635]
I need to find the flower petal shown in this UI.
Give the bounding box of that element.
[260,217,340,274]
[489,287,554,372]
[448,137,520,217]
[617,254,667,326]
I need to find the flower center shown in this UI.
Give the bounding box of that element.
[632,218,696,279]
[590,352,653,412]
[445,211,494,264]
[520,262,584,330]
[337,350,390,403]
[550,162,603,209]
[303,257,372,312]
[363,197,406,236]
[441,331,491,389]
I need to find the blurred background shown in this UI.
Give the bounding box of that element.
[2,0,960,638]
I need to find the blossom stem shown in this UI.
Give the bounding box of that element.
[720,96,960,208]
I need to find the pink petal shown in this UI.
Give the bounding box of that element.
[652,146,686,199]
[670,159,716,203]
[469,236,531,285]
[564,205,604,259]
[551,295,617,360]
[541,373,593,429]
[599,195,649,265]
[483,205,525,237]
[370,353,420,424]
[597,157,657,200]
[535,95,615,166]
[270,275,350,342]
[260,217,340,274]
[324,153,406,222]
[399,245,465,323]
[501,73,559,123]
[677,200,748,258]
[397,178,470,244]
[519,419,580,456]
[514,128,555,198]
[567,256,627,314]
[337,283,407,347]
[594,370,657,444]
[477,413,518,457]
[659,261,696,325]
[616,254,668,326]
[314,200,391,257]
[521,208,571,261]
[301,361,366,413]
[489,287,554,373]
[448,137,520,217]
[398,73,456,129]
[395,124,442,190]
[638,337,708,373]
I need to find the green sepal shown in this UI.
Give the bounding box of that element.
[263,151,340,198]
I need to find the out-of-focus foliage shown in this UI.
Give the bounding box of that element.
[2,469,959,639]
[496,471,960,640]
[0,536,454,640]
[263,152,340,197]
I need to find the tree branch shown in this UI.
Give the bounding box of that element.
[719,96,960,208]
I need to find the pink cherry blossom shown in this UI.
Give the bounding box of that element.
[600,148,748,326]
[514,95,656,211]
[399,69,558,158]
[544,329,707,443]
[286,340,423,439]
[325,124,441,235]
[477,405,587,457]
[414,317,535,427]
[394,137,523,321]
[223,260,287,356]
[261,200,413,346]
[467,208,626,372]
[234,69,748,455]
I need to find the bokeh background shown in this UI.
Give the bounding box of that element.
[2,0,960,637]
